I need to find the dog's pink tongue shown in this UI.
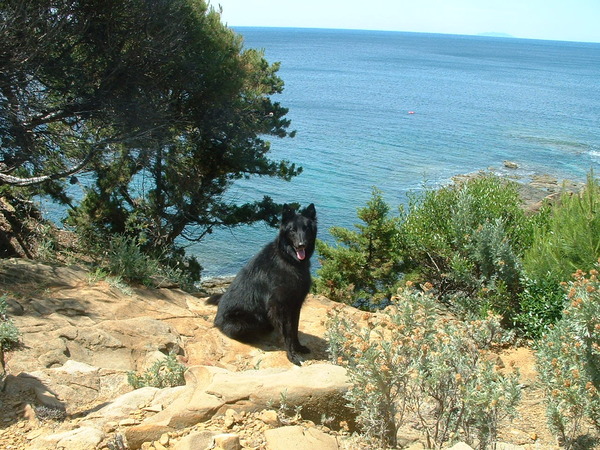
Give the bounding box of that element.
[296,248,306,261]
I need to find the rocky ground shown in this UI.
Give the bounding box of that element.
[1,258,598,450]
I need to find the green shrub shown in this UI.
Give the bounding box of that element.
[472,219,522,293]
[127,352,186,389]
[397,173,538,327]
[317,172,599,340]
[315,188,404,309]
[536,264,600,448]
[524,172,600,283]
[0,295,20,352]
[514,275,566,339]
[400,174,532,302]
[104,235,161,286]
[327,289,521,449]
[67,195,202,289]
[34,405,67,422]
[100,234,199,289]
[316,175,548,327]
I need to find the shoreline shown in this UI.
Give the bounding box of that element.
[452,161,584,213]
[200,162,585,286]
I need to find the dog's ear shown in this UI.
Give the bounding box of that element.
[281,204,296,223]
[302,203,316,220]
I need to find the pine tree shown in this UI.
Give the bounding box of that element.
[315,188,403,309]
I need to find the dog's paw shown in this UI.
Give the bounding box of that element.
[287,351,304,366]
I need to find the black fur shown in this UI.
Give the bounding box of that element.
[208,204,317,365]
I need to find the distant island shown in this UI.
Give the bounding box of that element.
[477,32,516,38]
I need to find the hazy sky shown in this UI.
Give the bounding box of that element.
[210,0,600,43]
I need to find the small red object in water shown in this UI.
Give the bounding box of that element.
[408,111,415,114]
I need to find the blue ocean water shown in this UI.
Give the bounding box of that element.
[194,28,600,278]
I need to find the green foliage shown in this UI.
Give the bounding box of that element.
[394,173,547,327]
[315,188,403,309]
[472,219,522,292]
[60,0,300,254]
[514,275,566,339]
[127,352,186,389]
[536,265,600,448]
[524,173,600,283]
[316,174,535,321]
[0,295,20,352]
[400,174,532,297]
[3,0,299,274]
[102,235,164,286]
[314,172,600,339]
[327,290,520,449]
[95,234,199,289]
[273,390,304,426]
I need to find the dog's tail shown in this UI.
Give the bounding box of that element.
[206,293,223,305]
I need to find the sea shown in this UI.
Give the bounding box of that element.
[191,27,600,278]
[42,27,600,278]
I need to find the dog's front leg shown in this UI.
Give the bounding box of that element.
[290,306,310,355]
[268,300,304,366]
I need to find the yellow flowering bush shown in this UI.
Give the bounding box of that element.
[327,289,520,449]
[536,264,600,448]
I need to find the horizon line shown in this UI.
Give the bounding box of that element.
[227,24,600,45]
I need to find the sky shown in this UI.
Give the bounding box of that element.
[210,0,600,43]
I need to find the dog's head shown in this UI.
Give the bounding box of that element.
[280,203,317,262]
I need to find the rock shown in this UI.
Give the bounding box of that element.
[32,426,104,450]
[82,386,163,427]
[1,258,359,449]
[158,432,170,446]
[22,404,38,424]
[405,443,425,450]
[2,258,339,376]
[4,373,66,411]
[223,408,237,428]
[199,277,234,296]
[264,426,340,450]
[27,361,130,414]
[26,429,45,440]
[119,418,139,426]
[173,431,218,450]
[214,433,242,450]
[257,409,280,427]
[503,160,519,169]
[123,363,349,448]
[200,364,345,420]
[153,441,168,450]
[124,423,174,450]
[530,174,559,188]
[6,258,559,450]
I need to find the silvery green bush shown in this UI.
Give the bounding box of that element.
[327,289,520,449]
[536,264,600,448]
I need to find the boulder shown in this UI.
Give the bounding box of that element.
[31,426,104,450]
[264,426,340,450]
[213,433,242,450]
[172,431,219,450]
[123,363,350,448]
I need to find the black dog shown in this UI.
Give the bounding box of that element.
[207,204,317,365]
